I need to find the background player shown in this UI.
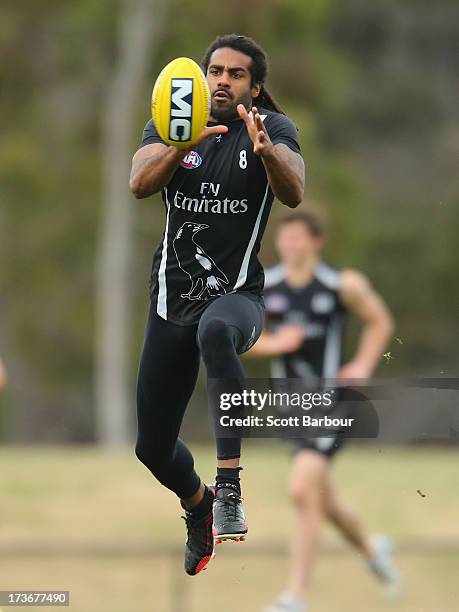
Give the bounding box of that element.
[248,210,401,611]
[129,34,305,576]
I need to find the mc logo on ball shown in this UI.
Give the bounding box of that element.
[169,78,193,142]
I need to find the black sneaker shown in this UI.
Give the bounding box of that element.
[212,482,248,544]
[182,488,215,575]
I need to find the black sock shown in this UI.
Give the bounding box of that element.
[216,466,242,494]
[182,484,214,520]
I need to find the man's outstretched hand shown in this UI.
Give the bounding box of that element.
[193,124,228,147]
[169,124,228,161]
[238,104,274,157]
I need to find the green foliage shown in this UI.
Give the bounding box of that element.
[0,0,457,440]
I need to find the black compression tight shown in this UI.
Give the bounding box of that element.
[135,292,264,499]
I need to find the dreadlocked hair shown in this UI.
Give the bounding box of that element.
[202,33,284,115]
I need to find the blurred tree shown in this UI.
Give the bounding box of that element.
[96,0,168,446]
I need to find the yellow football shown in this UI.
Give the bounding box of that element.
[151,57,210,150]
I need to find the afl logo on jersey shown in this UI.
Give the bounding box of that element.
[265,293,290,315]
[180,151,202,169]
[311,292,335,315]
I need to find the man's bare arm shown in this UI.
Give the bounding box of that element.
[247,325,305,357]
[129,125,229,199]
[129,143,186,199]
[338,269,395,378]
[261,144,305,208]
[237,104,305,208]
[0,357,7,390]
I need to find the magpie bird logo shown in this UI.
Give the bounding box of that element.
[173,222,229,300]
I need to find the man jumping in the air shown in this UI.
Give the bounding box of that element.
[129,34,305,575]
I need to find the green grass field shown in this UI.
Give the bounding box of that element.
[1,443,458,611]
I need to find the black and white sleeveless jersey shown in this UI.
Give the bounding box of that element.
[139,108,301,326]
[263,262,347,380]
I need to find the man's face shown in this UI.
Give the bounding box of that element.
[206,47,261,122]
[275,222,323,266]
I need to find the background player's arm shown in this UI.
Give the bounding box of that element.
[130,125,228,199]
[247,324,305,357]
[338,269,395,379]
[0,356,7,390]
[238,105,304,208]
